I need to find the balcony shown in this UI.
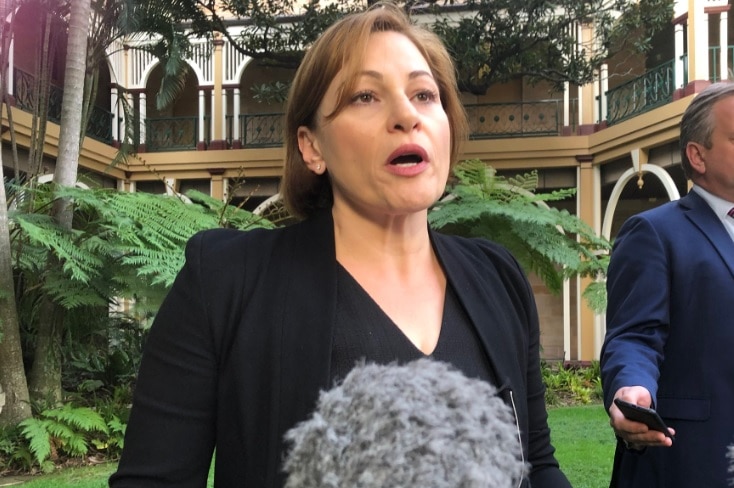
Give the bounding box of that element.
[16,47,727,153]
[13,68,114,144]
[604,60,676,126]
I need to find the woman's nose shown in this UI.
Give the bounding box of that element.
[389,97,420,132]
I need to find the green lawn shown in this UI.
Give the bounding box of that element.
[549,404,616,488]
[9,405,614,487]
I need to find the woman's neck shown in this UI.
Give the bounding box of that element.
[331,204,432,268]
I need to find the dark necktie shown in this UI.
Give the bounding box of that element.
[729,208,734,219]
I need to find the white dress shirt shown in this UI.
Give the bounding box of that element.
[691,185,734,242]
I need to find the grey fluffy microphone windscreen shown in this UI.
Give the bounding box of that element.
[282,358,528,487]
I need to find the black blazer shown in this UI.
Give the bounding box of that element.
[111,210,569,487]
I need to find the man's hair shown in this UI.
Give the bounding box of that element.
[680,81,734,179]
[282,359,527,487]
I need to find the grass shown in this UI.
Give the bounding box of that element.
[549,404,616,488]
[3,463,117,488]
[6,405,613,487]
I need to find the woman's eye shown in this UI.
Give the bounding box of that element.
[415,90,438,102]
[352,91,375,104]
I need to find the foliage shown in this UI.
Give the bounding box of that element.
[251,80,291,105]
[3,179,274,444]
[542,361,603,407]
[429,160,611,312]
[61,311,146,393]
[0,424,34,474]
[181,0,673,95]
[429,0,674,94]
[9,183,273,315]
[18,404,109,472]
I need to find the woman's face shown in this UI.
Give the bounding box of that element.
[297,31,452,219]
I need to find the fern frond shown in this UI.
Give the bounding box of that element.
[42,405,108,434]
[12,213,103,282]
[582,280,608,314]
[431,159,612,301]
[19,418,52,465]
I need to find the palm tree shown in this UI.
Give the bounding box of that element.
[26,0,92,405]
[0,0,32,426]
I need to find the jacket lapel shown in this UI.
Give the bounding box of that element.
[680,192,734,279]
[276,210,338,435]
[431,231,522,387]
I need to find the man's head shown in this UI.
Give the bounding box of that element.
[282,359,527,487]
[680,82,734,201]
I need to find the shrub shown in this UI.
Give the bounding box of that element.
[542,360,603,407]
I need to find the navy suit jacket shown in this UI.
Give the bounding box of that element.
[111,210,569,487]
[601,190,734,487]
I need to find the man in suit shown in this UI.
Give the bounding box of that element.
[601,81,734,488]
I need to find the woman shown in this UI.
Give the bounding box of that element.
[110,3,570,487]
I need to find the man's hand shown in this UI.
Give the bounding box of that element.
[609,386,675,450]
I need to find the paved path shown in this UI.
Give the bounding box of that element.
[0,476,29,486]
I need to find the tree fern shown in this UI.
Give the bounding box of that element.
[18,404,107,469]
[18,417,52,468]
[430,159,611,312]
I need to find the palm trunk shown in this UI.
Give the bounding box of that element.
[0,0,31,426]
[27,299,64,405]
[29,0,93,403]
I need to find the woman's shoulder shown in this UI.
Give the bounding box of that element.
[432,231,518,269]
[188,226,278,257]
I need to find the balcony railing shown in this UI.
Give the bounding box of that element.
[145,116,198,151]
[13,67,114,144]
[466,100,573,139]
[20,50,723,151]
[605,60,676,126]
[708,45,734,83]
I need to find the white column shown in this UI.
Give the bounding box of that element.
[124,91,133,144]
[165,177,176,196]
[233,88,241,144]
[210,89,216,143]
[600,63,609,123]
[198,89,206,142]
[139,92,147,144]
[577,86,584,126]
[563,82,570,128]
[111,87,119,141]
[693,6,709,81]
[593,75,600,124]
[720,11,728,82]
[675,22,685,87]
[221,88,227,135]
[7,37,13,96]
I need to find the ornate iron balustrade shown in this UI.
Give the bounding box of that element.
[465,100,568,139]
[87,105,114,143]
[145,116,198,151]
[238,113,285,147]
[708,45,734,83]
[13,67,63,122]
[13,67,113,143]
[606,60,676,126]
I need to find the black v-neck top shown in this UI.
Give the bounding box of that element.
[330,263,496,386]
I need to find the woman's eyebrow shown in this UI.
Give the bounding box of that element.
[357,69,434,80]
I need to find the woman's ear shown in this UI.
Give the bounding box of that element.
[297,127,326,175]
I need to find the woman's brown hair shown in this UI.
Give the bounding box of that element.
[281,2,468,220]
